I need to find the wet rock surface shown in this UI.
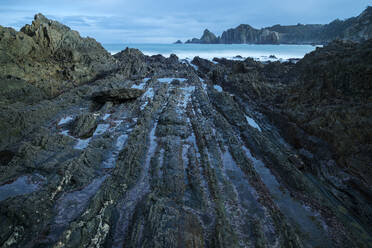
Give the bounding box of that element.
[0,15,371,248]
[70,113,99,138]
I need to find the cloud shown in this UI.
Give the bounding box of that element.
[0,0,370,43]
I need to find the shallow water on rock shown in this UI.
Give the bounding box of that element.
[0,175,43,202]
[131,78,150,90]
[54,175,108,224]
[102,134,128,169]
[213,85,223,93]
[182,143,190,186]
[177,86,195,109]
[112,122,158,248]
[222,147,277,245]
[102,113,111,120]
[58,116,74,126]
[242,145,332,247]
[222,148,265,218]
[44,175,108,243]
[140,87,155,110]
[245,115,262,131]
[93,124,110,136]
[74,137,91,150]
[59,113,115,150]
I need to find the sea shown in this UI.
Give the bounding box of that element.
[103,43,320,62]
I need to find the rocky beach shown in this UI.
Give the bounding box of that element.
[0,13,371,248]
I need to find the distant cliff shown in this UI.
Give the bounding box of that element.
[185,6,372,44]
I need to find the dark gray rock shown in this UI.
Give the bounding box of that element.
[0,13,118,150]
[200,29,219,44]
[92,88,144,104]
[70,113,98,138]
[185,38,202,44]
[0,13,118,98]
[114,48,148,78]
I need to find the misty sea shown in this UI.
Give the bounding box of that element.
[103,43,320,61]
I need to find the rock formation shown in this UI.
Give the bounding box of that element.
[185,6,372,44]
[0,14,371,248]
[0,13,117,97]
[196,29,220,44]
[0,13,118,150]
[186,29,218,44]
[219,25,280,44]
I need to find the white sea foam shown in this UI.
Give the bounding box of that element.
[104,44,318,61]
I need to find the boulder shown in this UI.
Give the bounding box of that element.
[191,56,215,74]
[70,113,98,138]
[92,88,144,104]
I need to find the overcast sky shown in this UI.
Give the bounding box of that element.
[0,0,370,43]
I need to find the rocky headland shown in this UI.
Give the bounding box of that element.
[184,6,372,44]
[0,14,371,248]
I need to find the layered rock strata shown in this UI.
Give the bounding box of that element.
[0,15,371,248]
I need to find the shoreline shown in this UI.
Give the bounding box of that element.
[105,43,318,61]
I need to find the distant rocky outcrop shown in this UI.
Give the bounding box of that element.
[185,6,372,44]
[173,40,183,44]
[186,29,219,44]
[220,24,280,44]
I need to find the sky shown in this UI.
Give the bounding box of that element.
[0,0,370,44]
